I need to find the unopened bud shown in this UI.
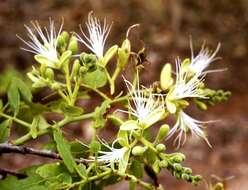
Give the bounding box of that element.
[184,167,192,174]
[57,31,69,48]
[182,173,190,181]
[155,124,170,143]
[173,163,182,171]
[132,146,145,156]
[79,66,88,75]
[160,63,173,90]
[173,153,186,163]
[156,144,166,152]
[159,160,168,168]
[40,63,47,77]
[45,68,54,80]
[72,59,80,77]
[68,36,78,54]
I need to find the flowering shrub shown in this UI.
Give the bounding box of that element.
[0,12,230,190]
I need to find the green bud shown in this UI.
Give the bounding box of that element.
[184,167,192,174]
[68,36,78,54]
[117,39,131,68]
[79,66,88,75]
[194,175,202,182]
[173,153,186,163]
[155,124,170,143]
[57,31,69,48]
[152,160,161,174]
[72,59,80,78]
[160,63,173,90]
[182,173,190,181]
[102,45,118,67]
[195,99,208,110]
[173,171,181,179]
[45,68,54,80]
[40,63,47,77]
[159,160,168,168]
[213,182,224,190]
[132,146,145,156]
[173,163,182,171]
[156,144,166,152]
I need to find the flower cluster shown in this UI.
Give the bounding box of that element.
[6,11,230,190]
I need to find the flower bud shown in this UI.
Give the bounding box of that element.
[160,63,173,90]
[45,68,54,80]
[40,63,47,77]
[155,124,170,143]
[183,167,192,174]
[182,173,190,181]
[132,146,145,156]
[173,153,186,163]
[68,36,78,54]
[72,59,80,78]
[159,160,168,168]
[117,39,131,68]
[79,66,88,75]
[173,163,182,171]
[156,144,166,152]
[57,31,69,48]
[213,182,224,190]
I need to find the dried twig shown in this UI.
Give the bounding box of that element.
[0,143,88,164]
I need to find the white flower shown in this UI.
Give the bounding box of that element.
[170,58,206,100]
[189,42,221,76]
[17,19,63,63]
[120,78,165,128]
[76,12,112,58]
[92,139,127,165]
[167,110,212,149]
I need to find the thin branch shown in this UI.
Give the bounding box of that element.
[0,168,27,179]
[0,143,89,164]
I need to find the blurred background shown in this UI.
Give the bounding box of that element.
[0,0,247,189]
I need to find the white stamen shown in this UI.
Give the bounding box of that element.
[120,77,165,127]
[171,58,206,100]
[75,12,112,58]
[167,110,212,149]
[17,19,62,63]
[189,42,221,76]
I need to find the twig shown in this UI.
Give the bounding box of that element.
[0,143,89,164]
[0,168,27,179]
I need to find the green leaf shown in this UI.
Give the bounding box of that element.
[70,140,89,158]
[15,78,32,102]
[60,103,84,116]
[30,116,39,139]
[129,160,143,178]
[93,100,110,129]
[53,129,77,173]
[90,140,101,154]
[82,68,107,89]
[36,163,72,184]
[0,119,12,143]
[0,175,43,190]
[7,81,20,115]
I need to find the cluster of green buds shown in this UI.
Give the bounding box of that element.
[0,12,230,190]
